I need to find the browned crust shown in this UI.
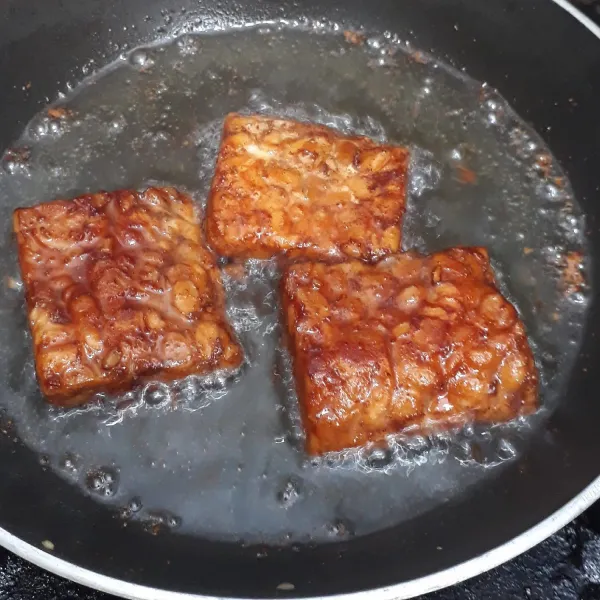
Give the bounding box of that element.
[13,187,243,406]
[281,248,538,455]
[206,113,409,262]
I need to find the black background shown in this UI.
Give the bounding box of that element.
[0,1,598,599]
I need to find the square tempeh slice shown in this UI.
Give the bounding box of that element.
[14,187,243,406]
[206,113,409,262]
[282,248,538,455]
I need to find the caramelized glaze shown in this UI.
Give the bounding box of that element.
[13,187,242,406]
[282,248,538,454]
[206,113,409,261]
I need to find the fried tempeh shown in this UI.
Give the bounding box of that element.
[281,248,538,455]
[206,113,409,262]
[14,187,243,406]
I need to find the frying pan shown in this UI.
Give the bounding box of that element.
[0,0,599,598]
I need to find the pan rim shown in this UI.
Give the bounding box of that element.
[1,0,599,598]
[1,476,599,600]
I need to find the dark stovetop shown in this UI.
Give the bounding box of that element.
[2,1,599,599]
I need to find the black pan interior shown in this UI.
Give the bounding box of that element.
[0,0,599,597]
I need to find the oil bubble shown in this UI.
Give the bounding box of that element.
[365,446,394,469]
[526,140,538,153]
[150,130,172,144]
[2,147,31,175]
[277,477,303,508]
[366,36,383,50]
[167,514,182,529]
[33,117,66,139]
[3,160,26,176]
[541,182,561,201]
[368,56,396,69]
[484,98,499,112]
[496,438,517,461]
[176,36,199,56]
[569,291,587,306]
[142,382,171,407]
[109,115,127,135]
[85,467,119,498]
[450,147,463,161]
[128,496,143,513]
[30,117,51,138]
[129,49,154,70]
[50,116,67,132]
[326,518,355,538]
[486,111,499,126]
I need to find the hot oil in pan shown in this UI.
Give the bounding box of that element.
[0,25,589,543]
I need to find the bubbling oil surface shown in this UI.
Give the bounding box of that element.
[0,25,589,544]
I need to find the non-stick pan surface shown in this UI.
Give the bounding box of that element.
[0,1,599,598]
